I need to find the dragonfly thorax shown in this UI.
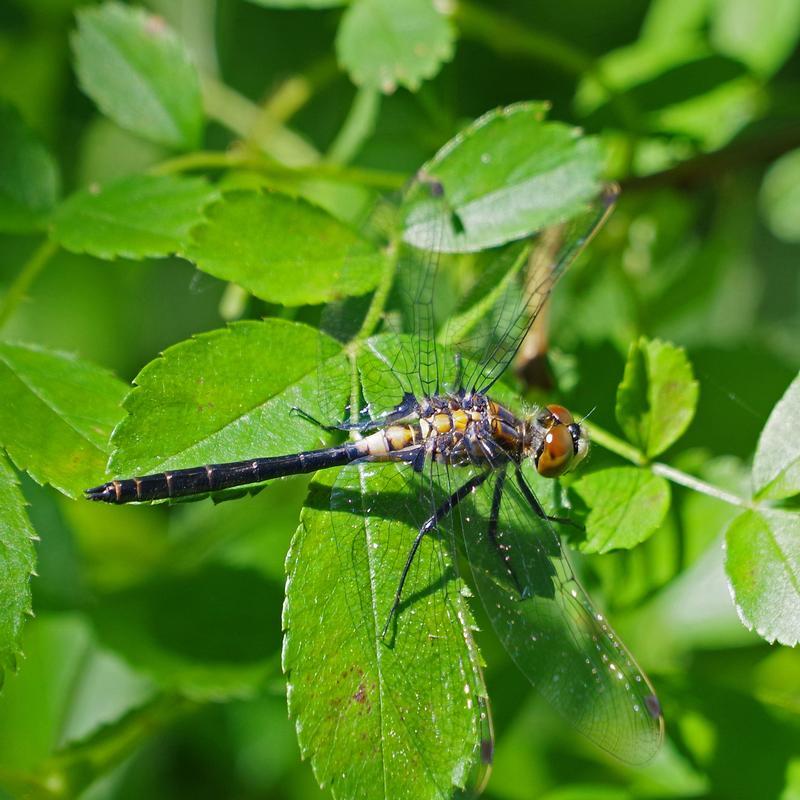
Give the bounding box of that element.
[386,394,588,478]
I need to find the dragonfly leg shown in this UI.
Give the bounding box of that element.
[513,468,584,531]
[291,392,418,434]
[381,470,490,639]
[289,406,340,432]
[486,467,525,595]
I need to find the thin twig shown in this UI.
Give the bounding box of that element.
[0,239,59,329]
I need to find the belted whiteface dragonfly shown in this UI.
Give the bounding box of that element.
[86,176,663,768]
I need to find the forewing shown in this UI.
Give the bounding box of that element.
[452,464,664,764]
[456,185,618,396]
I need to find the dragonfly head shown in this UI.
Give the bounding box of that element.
[531,404,589,478]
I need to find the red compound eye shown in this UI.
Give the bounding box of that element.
[546,404,574,424]
[536,424,574,477]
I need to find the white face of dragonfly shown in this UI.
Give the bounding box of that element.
[529,404,590,478]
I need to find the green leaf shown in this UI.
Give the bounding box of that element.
[725,509,800,646]
[0,453,38,684]
[89,564,282,699]
[0,101,60,233]
[0,343,127,498]
[402,103,604,252]
[284,468,489,800]
[185,191,386,306]
[109,319,349,477]
[759,149,800,243]
[616,337,699,459]
[753,371,800,500]
[572,466,671,554]
[72,2,203,150]
[711,0,800,77]
[336,0,454,93]
[51,174,218,261]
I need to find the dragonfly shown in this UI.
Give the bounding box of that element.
[86,176,663,770]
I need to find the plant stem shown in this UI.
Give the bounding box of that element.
[355,242,400,343]
[0,238,59,329]
[262,56,338,123]
[585,420,755,510]
[583,421,647,467]
[622,122,800,192]
[650,462,754,510]
[327,86,381,165]
[150,148,406,189]
[347,238,402,427]
[200,74,319,166]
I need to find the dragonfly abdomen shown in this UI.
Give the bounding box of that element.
[85,441,364,504]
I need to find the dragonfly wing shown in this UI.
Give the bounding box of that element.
[457,185,618,396]
[439,461,664,764]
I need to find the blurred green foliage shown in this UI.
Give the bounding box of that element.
[0,0,799,798]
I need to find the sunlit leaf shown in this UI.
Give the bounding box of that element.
[573,466,671,554]
[336,0,454,93]
[0,453,37,684]
[109,319,349,478]
[402,103,603,252]
[616,337,699,459]
[753,371,800,500]
[72,2,203,150]
[51,174,218,260]
[0,101,59,233]
[725,509,800,646]
[185,191,386,306]
[284,468,490,800]
[0,343,127,497]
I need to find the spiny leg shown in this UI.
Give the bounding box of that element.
[513,468,584,532]
[291,392,418,434]
[382,470,490,639]
[486,467,524,595]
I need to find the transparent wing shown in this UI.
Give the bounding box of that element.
[437,460,664,764]
[378,179,618,411]
[326,458,493,793]
[455,185,619,396]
